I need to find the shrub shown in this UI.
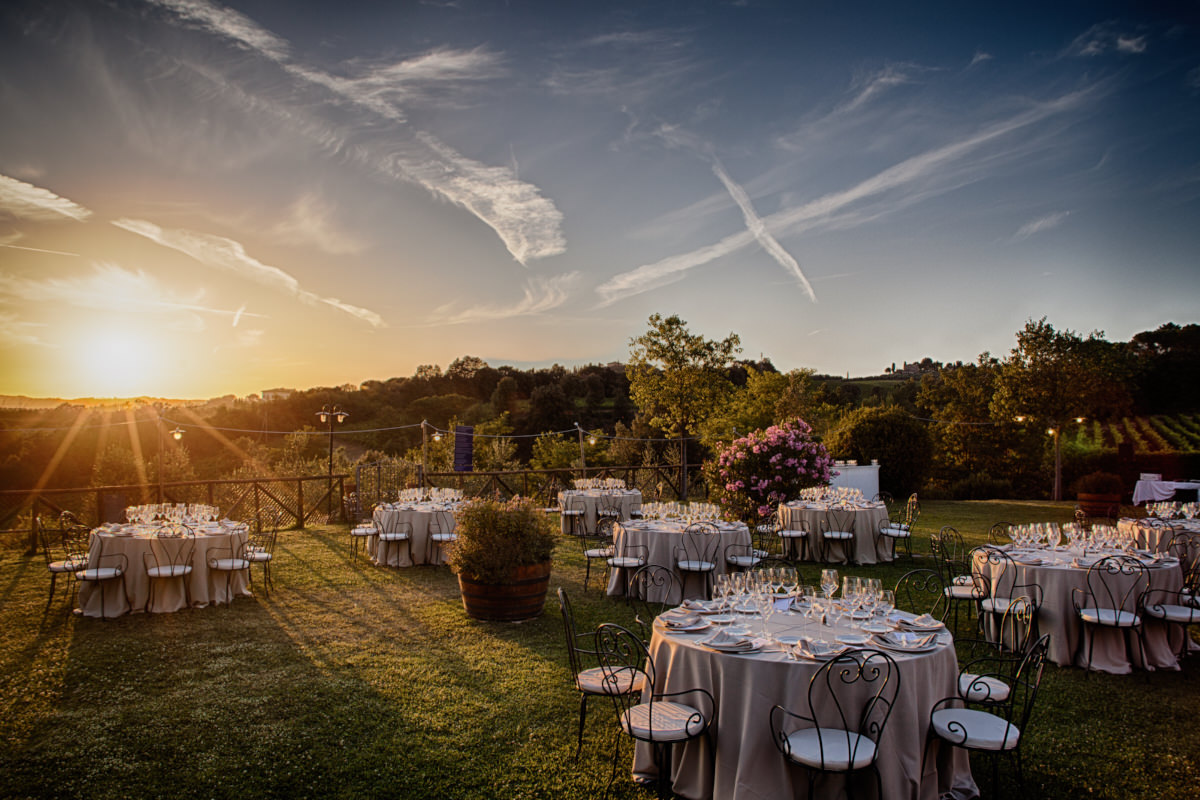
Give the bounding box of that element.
[447,497,557,583]
[708,419,834,524]
[1071,471,1123,495]
[950,473,1014,500]
[826,406,933,498]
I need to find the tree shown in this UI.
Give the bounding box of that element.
[993,318,1132,499]
[626,314,741,496]
[826,406,932,498]
[916,355,1012,485]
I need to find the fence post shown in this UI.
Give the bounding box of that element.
[297,477,305,529]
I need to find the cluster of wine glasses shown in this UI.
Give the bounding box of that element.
[573,477,626,490]
[1146,502,1197,520]
[796,486,867,507]
[124,503,219,525]
[1008,523,1063,549]
[392,487,463,505]
[1066,523,1135,552]
[641,501,722,521]
[713,569,799,641]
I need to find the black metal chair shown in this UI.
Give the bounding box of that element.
[627,565,684,643]
[143,526,196,612]
[375,518,412,567]
[595,623,714,799]
[820,508,857,564]
[68,531,129,619]
[673,521,721,600]
[876,498,918,561]
[37,515,85,611]
[580,517,616,591]
[987,522,1013,546]
[1072,555,1149,673]
[769,649,900,799]
[206,531,252,607]
[349,518,377,564]
[893,568,950,621]
[724,541,762,573]
[954,594,1037,706]
[932,526,984,635]
[555,588,645,760]
[427,510,457,565]
[245,513,279,596]
[560,494,586,537]
[927,634,1050,797]
[777,517,811,563]
[974,546,1043,643]
[606,524,647,598]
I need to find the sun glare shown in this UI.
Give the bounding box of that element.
[77,330,160,396]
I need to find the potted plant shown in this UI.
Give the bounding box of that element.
[1072,471,1123,517]
[448,496,557,621]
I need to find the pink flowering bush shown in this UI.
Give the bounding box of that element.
[707,419,834,525]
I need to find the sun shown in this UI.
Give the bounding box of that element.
[78,329,161,396]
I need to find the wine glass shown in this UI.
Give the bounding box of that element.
[820,569,839,600]
[876,589,895,620]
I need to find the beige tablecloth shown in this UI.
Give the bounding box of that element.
[973,548,1185,674]
[778,503,891,565]
[78,525,251,617]
[634,611,976,799]
[558,489,642,535]
[606,520,751,600]
[371,504,458,566]
[1117,518,1199,555]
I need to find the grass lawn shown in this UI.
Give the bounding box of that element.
[1,500,1197,799]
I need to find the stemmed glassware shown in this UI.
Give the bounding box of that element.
[820,569,839,600]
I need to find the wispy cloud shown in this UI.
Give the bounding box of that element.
[0,232,80,257]
[1068,23,1149,57]
[0,174,92,222]
[111,218,385,327]
[268,193,365,256]
[598,88,1095,306]
[145,0,564,265]
[432,272,581,325]
[0,312,51,348]
[969,51,993,68]
[1013,210,1070,240]
[842,64,914,114]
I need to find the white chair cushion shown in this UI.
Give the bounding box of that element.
[677,560,715,572]
[1143,604,1199,623]
[584,547,614,559]
[945,584,981,600]
[77,567,122,581]
[210,558,250,571]
[246,551,272,563]
[823,531,854,540]
[431,533,458,542]
[351,527,375,536]
[880,526,911,538]
[48,559,84,574]
[778,529,808,538]
[146,565,193,578]
[1078,607,1140,627]
[378,532,409,541]
[981,596,1028,614]
[931,707,1020,751]
[608,556,645,568]
[959,673,1012,703]
[561,510,584,516]
[620,701,706,743]
[575,667,646,696]
[726,555,760,568]
[783,727,877,770]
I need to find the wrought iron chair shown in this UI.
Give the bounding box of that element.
[872,491,895,508]
[752,510,780,558]
[876,497,918,560]
[581,517,616,591]
[427,510,457,565]
[974,546,1043,643]
[1166,529,1200,589]
[723,541,762,573]
[597,492,622,521]
[1072,555,1149,673]
[556,588,645,760]
[893,568,950,621]
[627,565,684,643]
[67,530,128,619]
[38,515,85,611]
[820,508,857,564]
[143,526,196,612]
[560,494,586,537]
[777,517,811,562]
[673,521,721,600]
[595,623,714,799]
[606,523,647,597]
[206,531,252,607]
[245,513,279,596]
[988,522,1013,546]
[769,649,900,799]
[1141,581,1200,663]
[374,518,412,567]
[954,595,1036,705]
[927,634,1050,797]
[349,518,377,564]
[932,526,984,635]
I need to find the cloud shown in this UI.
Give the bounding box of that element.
[432,272,580,325]
[0,312,51,348]
[1068,23,1149,57]
[269,193,365,255]
[111,218,385,327]
[0,174,92,222]
[598,87,1095,306]
[1013,211,1070,240]
[0,231,81,257]
[145,0,564,265]
[842,64,914,114]
[969,51,993,67]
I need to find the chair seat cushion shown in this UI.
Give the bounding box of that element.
[880,526,911,538]
[584,547,614,559]
[620,701,706,743]
[823,531,854,540]
[575,666,646,696]
[146,565,193,579]
[959,673,1012,703]
[210,558,250,571]
[1143,603,1199,623]
[726,555,760,568]
[77,567,122,581]
[931,707,1020,751]
[560,510,584,516]
[378,532,409,541]
[783,727,877,771]
[677,560,715,572]
[48,559,86,574]
[350,527,375,537]
[1078,607,1140,627]
[778,529,808,539]
[981,596,1032,614]
[246,551,272,563]
[608,556,645,568]
[945,584,981,600]
[431,533,458,542]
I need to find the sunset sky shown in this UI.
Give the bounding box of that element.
[1,0,1197,399]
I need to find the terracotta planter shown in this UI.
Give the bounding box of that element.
[1078,493,1120,518]
[458,561,552,622]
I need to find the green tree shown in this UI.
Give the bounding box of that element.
[916,355,1013,486]
[626,314,741,491]
[826,406,932,498]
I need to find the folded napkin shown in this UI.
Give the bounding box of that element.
[661,611,703,628]
[681,599,712,612]
[793,639,847,659]
[702,630,754,649]
[877,631,937,649]
[907,613,942,628]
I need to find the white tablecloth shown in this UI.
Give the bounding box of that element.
[371,503,458,566]
[777,502,891,564]
[1133,480,1200,505]
[558,489,641,535]
[607,519,750,600]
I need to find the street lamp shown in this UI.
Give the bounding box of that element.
[156,415,184,503]
[317,405,349,520]
[575,422,587,474]
[1015,414,1084,501]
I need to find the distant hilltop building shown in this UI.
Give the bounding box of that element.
[260,388,294,401]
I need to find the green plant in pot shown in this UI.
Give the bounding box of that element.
[1072,471,1123,517]
[448,496,557,621]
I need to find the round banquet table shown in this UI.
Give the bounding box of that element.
[558,489,642,535]
[1117,518,1199,556]
[634,609,977,799]
[972,547,1187,674]
[778,502,891,564]
[371,503,458,566]
[608,519,750,600]
[78,523,251,617]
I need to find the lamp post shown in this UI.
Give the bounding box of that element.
[575,422,587,475]
[156,410,184,503]
[317,405,348,520]
[1016,415,1085,501]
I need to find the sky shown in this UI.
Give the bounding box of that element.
[0,0,1197,399]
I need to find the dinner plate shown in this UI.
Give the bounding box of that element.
[707,614,736,625]
[874,639,939,654]
[705,642,761,654]
[861,622,892,634]
[836,633,869,646]
[776,635,802,646]
[663,620,710,633]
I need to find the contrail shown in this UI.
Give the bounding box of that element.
[0,243,80,257]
